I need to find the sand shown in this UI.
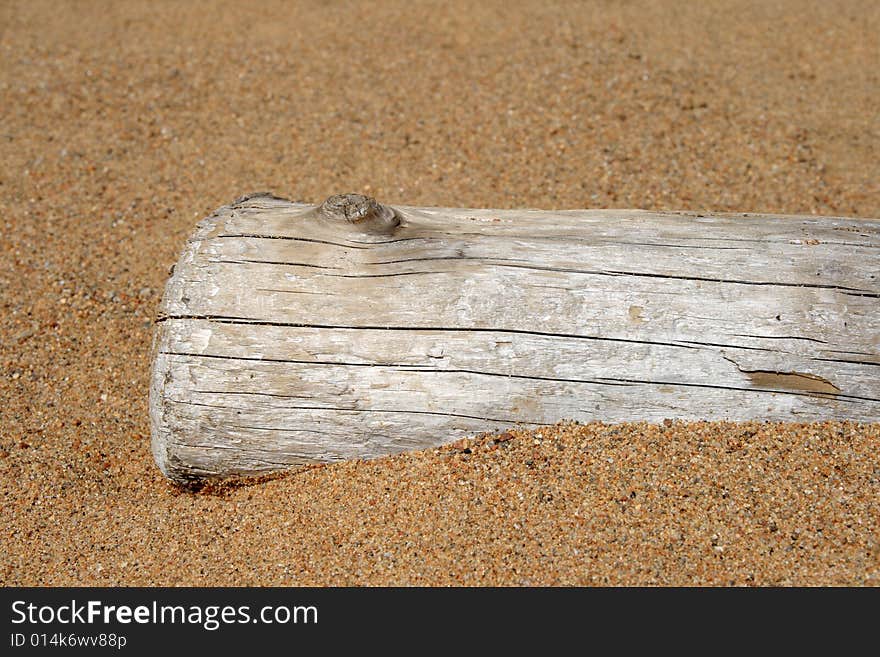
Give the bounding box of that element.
[1,0,878,586]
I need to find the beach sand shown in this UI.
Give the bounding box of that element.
[1,0,878,585]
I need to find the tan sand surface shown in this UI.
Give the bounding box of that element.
[1,0,878,585]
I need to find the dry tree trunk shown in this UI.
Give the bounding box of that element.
[150,192,880,483]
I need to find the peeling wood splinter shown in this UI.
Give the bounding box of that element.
[150,192,880,483]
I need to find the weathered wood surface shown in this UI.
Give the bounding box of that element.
[150,192,880,483]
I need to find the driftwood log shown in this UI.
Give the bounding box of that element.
[150,193,880,483]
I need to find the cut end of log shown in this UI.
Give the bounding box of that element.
[317,192,401,234]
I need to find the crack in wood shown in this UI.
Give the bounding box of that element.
[732,333,829,344]
[171,396,541,426]
[654,234,880,249]
[161,351,877,402]
[155,318,700,350]
[255,288,332,295]
[218,259,338,270]
[216,234,374,249]
[811,357,880,368]
[368,256,530,266]
[196,389,316,399]
[161,350,634,386]
[681,340,775,352]
[321,271,453,278]
[614,241,748,250]
[216,255,879,297]
[160,350,434,369]
[604,269,878,296]
[215,233,428,248]
[395,366,636,387]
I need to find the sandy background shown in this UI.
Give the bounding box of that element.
[1,0,878,585]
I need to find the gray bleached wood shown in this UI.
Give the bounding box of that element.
[150,192,880,483]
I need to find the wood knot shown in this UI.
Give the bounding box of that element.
[317,193,401,234]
